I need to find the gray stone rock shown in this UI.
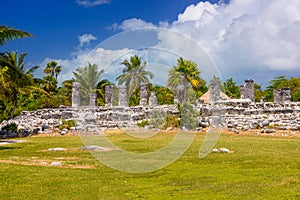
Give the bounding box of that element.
[48,148,66,151]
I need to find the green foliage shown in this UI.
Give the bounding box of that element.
[96,79,112,106]
[1,122,18,132]
[116,55,154,96]
[136,120,150,127]
[254,83,264,102]
[223,77,240,99]
[264,76,300,102]
[179,103,199,130]
[58,119,76,130]
[0,25,32,46]
[150,85,174,105]
[129,83,175,106]
[167,57,207,102]
[0,51,41,118]
[73,63,104,105]
[163,115,180,129]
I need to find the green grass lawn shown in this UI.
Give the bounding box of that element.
[0,132,299,200]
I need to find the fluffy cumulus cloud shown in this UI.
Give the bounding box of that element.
[40,47,131,85]
[169,0,300,84]
[111,0,300,85]
[76,0,110,7]
[108,18,155,31]
[44,0,300,87]
[78,33,97,47]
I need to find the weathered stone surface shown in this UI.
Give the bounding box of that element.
[118,86,128,107]
[105,85,114,107]
[210,79,220,103]
[149,91,157,106]
[240,79,254,102]
[72,82,80,108]
[89,93,96,107]
[274,88,291,103]
[140,83,148,106]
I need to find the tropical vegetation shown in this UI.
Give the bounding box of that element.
[1,25,300,122]
[116,55,154,96]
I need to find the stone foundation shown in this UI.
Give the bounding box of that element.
[1,100,299,138]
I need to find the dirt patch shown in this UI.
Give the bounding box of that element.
[0,158,94,169]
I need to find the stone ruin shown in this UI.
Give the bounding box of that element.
[72,82,80,108]
[274,88,291,103]
[210,79,220,103]
[105,85,114,107]
[118,86,128,107]
[149,91,157,106]
[240,79,254,102]
[174,89,184,104]
[139,83,148,106]
[1,79,299,138]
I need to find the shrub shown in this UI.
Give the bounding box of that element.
[58,119,76,130]
[163,115,180,129]
[1,122,18,133]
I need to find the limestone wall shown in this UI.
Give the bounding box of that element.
[1,100,300,138]
[199,100,300,132]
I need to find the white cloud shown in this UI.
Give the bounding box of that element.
[78,33,97,47]
[169,0,300,85]
[76,0,110,7]
[41,0,300,88]
[109,18,155,31]
[39,48,130,85]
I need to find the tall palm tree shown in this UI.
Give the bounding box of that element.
[73,63,104,105]
[96,79,111,106]
[116,55,154,96]
[167,57,204,102]
[0,25,32,46]
[44,61,62,80]
[0,51,40,118]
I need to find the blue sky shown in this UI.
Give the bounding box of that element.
[1,0,299,87]
[1,0,216,62]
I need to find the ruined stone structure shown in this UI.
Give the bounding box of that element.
[72,82,80,108]
[139,83,148,106]
[1,79,300,139]
[240,79,254,102]
[174,89,184,104]
[118,86,128,107]
[105,85,114,107]
[89,93,96,107]
[149,91,157,106]
[274,88,291,103]
[209,79,220,103]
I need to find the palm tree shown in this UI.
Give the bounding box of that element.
[42,61,62,93]
[0,51,40,118]
[0,25,32,46]
[73,63,104,105]
[167,57,204,102]
[44,61,62,80]
[116,55,154,96]
[96,79,111,106]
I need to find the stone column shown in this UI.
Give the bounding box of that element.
[274,88,291,103]
[118,86,128,107]
[72,82,80,108]
[149,91,157,106]
[89,93,96,107]
[174,89,184,104]
[139,83,148,106]
[105,85,114,107]
[209,79,220,103]
[240,79,254,102]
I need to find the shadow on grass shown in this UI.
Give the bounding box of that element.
[0,146,22,150]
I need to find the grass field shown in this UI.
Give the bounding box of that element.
[0,131,299,199]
